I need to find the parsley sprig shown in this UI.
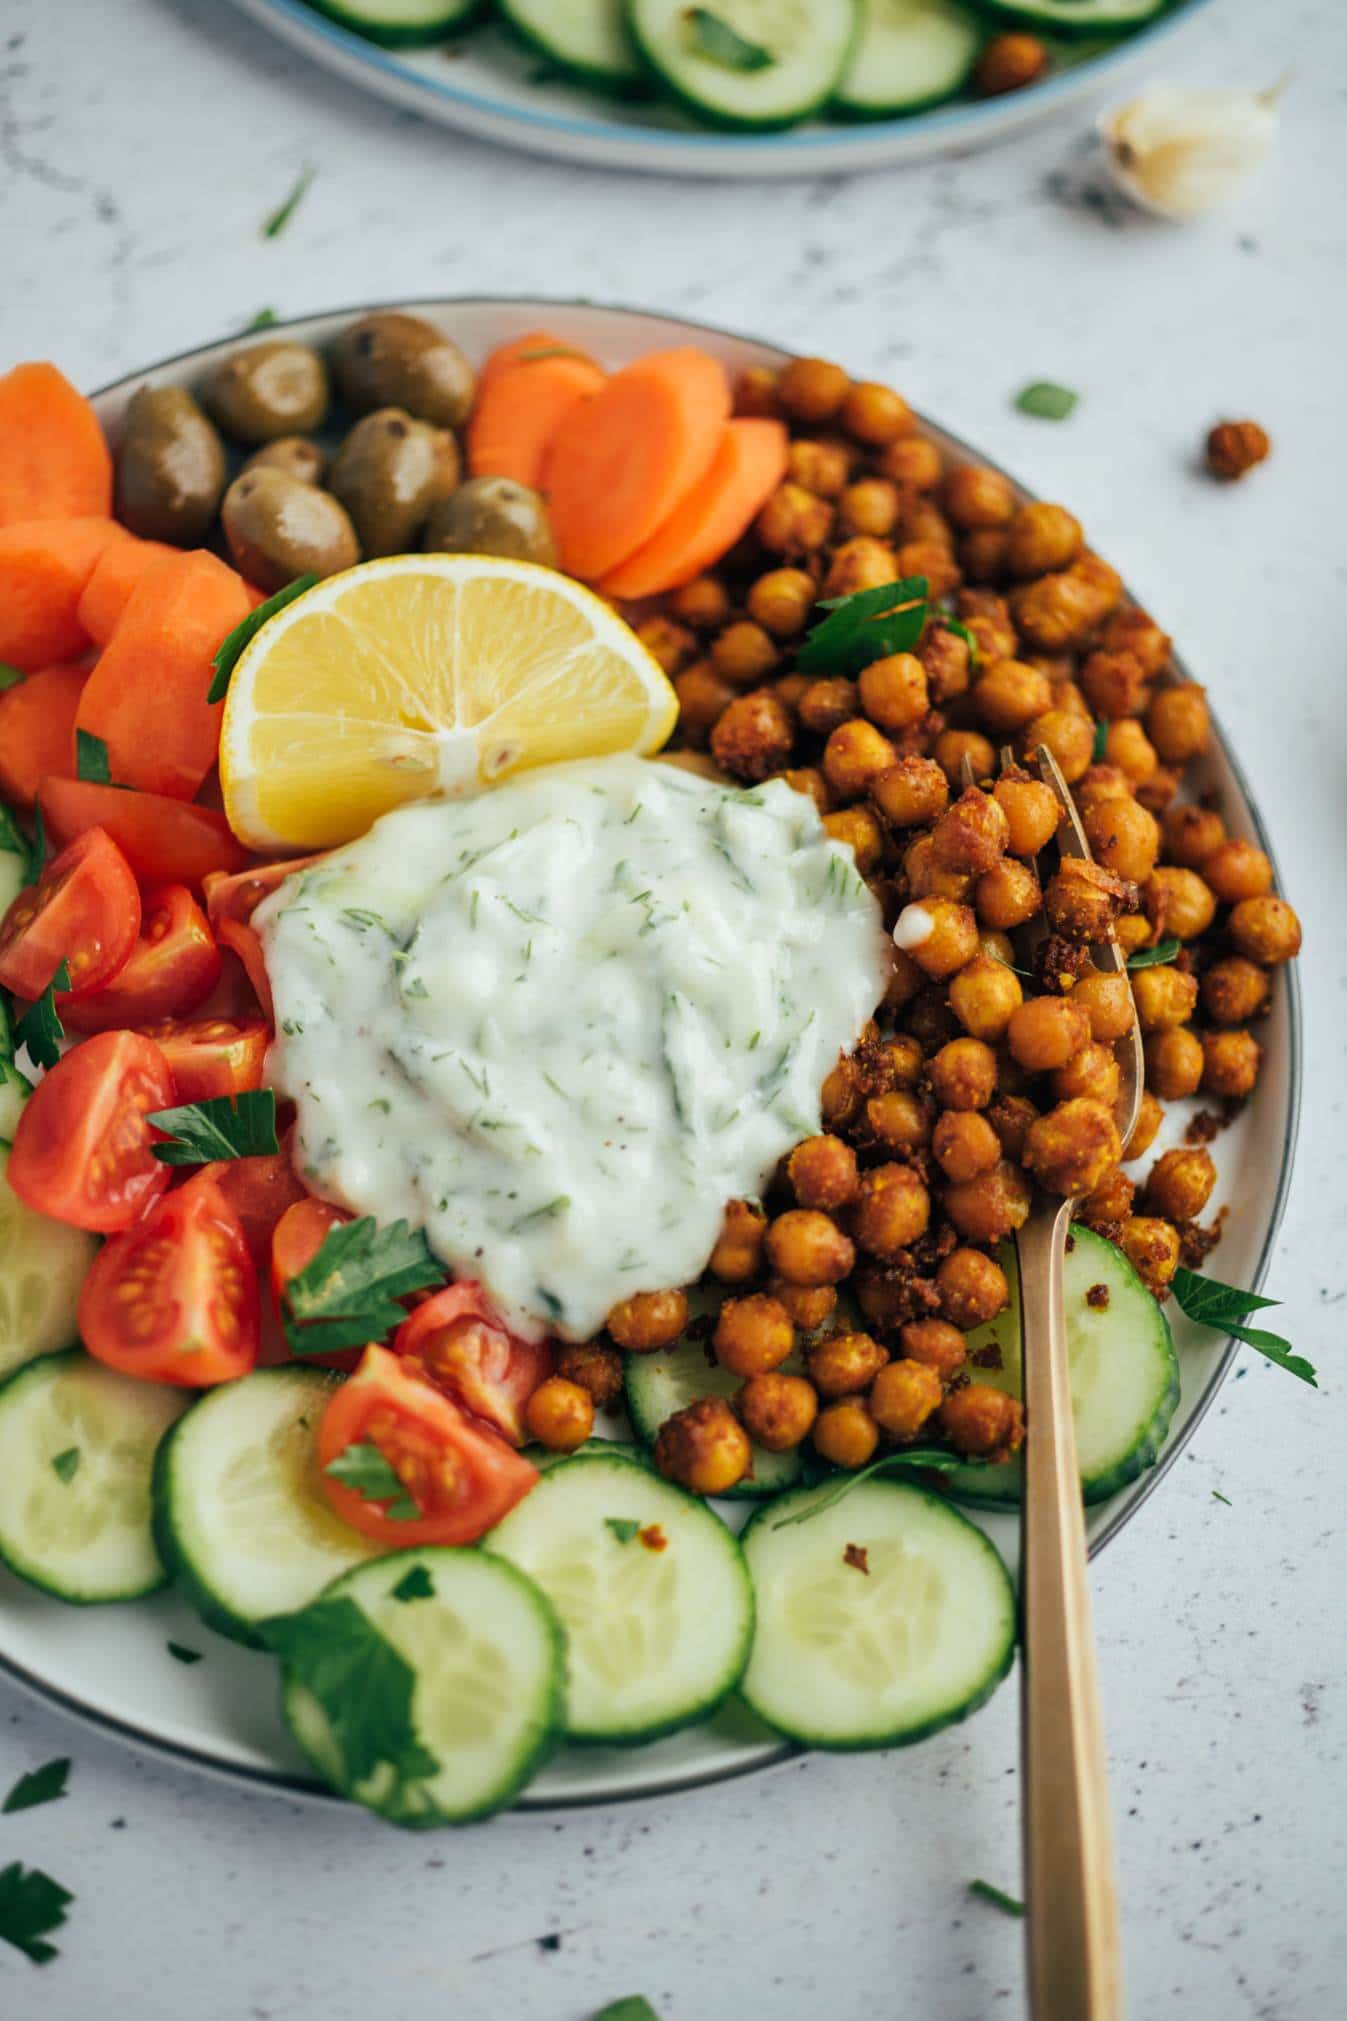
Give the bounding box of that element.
[261,1596,438,1790]
[1126,935,1181,971]
[324,1440,421,1521]
[795,575,929,677]
[75,729,111,785]
[13,960,70,1072]
[147,1089,279,1165]
[281,1215,442,1357]
[208,574,317,704]
[0,1861,73,1965]
[2,1759,69,1816]
[1170,1267,1316,1387]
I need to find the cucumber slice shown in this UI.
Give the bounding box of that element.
[833,0,981,119]
[624,1293,804,1499]
[0,1349,188,1602]
[974,0,1163,32]
[306,0,484,47]
[740,1476,1015,1748]
[626,0,858,130]
[153,1366,384,1645]
[0,1061,33,1143]
[273,1546,564,1825]
[945,1225,1180,1508]
[498,0,642,89]
[525,1434,648,1472]
[487,1452,754,1743]
[0,1143,97,1384]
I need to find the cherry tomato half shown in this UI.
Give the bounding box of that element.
[215,917,273,1022]
[39,777,250,890]
[137,1016,270,1102]
[0,826,140,1000]
[204,854,327,928]
[271,1195,360,1372]
[62,885,222,1033]
[316,1344,538,1547]
[394,1284,553,1448]
[79,1174,260,1386]
[200,1143,309,1269]
[8,1029,174,1231]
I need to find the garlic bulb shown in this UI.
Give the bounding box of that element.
[1099,82,1284,221]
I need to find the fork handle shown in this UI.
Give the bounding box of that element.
[1018,1204,1124,2021]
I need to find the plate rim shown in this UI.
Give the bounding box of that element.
[0,293,1301,1812]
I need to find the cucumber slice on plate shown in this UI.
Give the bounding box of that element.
[498,0,643,91]
[487,1452,754,1743]
[0,1141,98,1384]
[153,1366,384,1646]
[626,0,859,130]
[270,1546,564,1825]
[0,1349,188,1602]
[975,0,1163,31]
[833,0,982,119]
[624,1298,805,1498]
[307,0,484,47]
[0,1061,33,1143]
[740,1476,1015,1748]
[945,1224,1180,1509]
[525,1433,648,1472]
[0,799,27,932]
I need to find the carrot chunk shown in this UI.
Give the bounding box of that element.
[0,517,121,669]
[542,348,731,581]
[468,344,606,490]
[77,531,178,647]
[0,663,88,810]
[0,362,113,527]
[599,419,789,601]
[477,330,600,389]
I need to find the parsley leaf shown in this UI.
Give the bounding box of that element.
[941,615,979,669]
[261,164,315,239]
[1170,1267,1316,1386]
[2,1759,70,1815]
[0,798,28,864]
[968,1878,1024,1918]
[24,803,46,886]
[1126,936,1181,971]
[324,1439,422,1521]
[1091,717,1109,762]
[75,728,111,785]
[1015,380,1079,422]
[594,2002,663,2021]
[208,573,318,704]
[282,1215,442,1357]
[14,960,70,1072]
[0,1862,74,1964]
[795,576,929,677]
[167,1642,204,1664]
[50,1448,79,1484]
[147,1089,279,1165]
[604,1518,641,1545]
[0,661,24,693]
[771,1447,983,1528]
[260,1595,439,1790]
[685,8,772,70]
[391,1564,434,1603]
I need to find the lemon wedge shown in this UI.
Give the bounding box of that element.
[218,555,677,851]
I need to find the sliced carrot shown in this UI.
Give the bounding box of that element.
[599,420,789,601]
[0,363,113,527]
[75,549,252,801]
[542,348,732,582]
[468,350,606,488]
[76,531,177,647]
[0,517,121,670]
[40,776,250,887]
[0,663,88,811]
[478,330,601,389]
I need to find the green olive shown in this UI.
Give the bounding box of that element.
[330,313,475,429]
[241,436,328,487]
[328,408,462,558]
[220,468,359,594]
[114,385,226,545]
[423,477,557,567]
[202,341,329,444]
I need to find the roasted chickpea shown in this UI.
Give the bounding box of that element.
[937,1384,1024,1463]
[865,1090,932,1154]
[892,897,980,981]
[822,536,899,602]
[734,365,781,419]
[992,773,1058,857]
[937,1248,1009,1329]
[906,989,961,1051]
[876,436,942,491]
[931,788,1010,876]
[1201,955,1270,1026]
[823,717,899,801]
[654,1398,752,1495]
[1144,1146,1217,1223]
[812,1398,880,1470]
[841,380,912,445]
[756,482,833,556]
[943,464,1016,530]
[1202,838,1273,906]
[903,496,956,549]
[1024,707,1094,784]
[738,1373,818,1452]
[711,620,778,688]
[1080,648,1149,722]
[1136,766,1182,815]
[524,1376,595,1453]
[778,355,850,425]
[767,1277,837,1331]
[789,1135,859,1211]
[932,1109,1001,1183]
[767,1209,855,1287]
[947,953,1023,1042]
[1118,1216,1181,1296]
[974,856,1041,931]
[853,1164,931,1259]
[636,617,694,679]
[896,540,961,599]
[1123,1088,1164,1161]
[934,729,996,788]
[1115,912,1153,957]
[1071,968,1136,1043]
[1045,859,1130,943]
[1228,896,1301,966]
[1010,566,1110,652]
[914,623,970,705]
[782,766,830,815]
[1099,606,1171,677]
[961,527,1011,583]
[1103,720,1159,785]
[1007,994,1090,1072]
[1131,964,1199,1033]
[607,1287,688,1352]
[1051,1037,1120,1109]
[869,1358,944,1440]
[871,754,948,829]
[555,1342,624,1410]
[973,30,1050,96]
[714,1294,795,1379]
[1200,1027,1262,1098]
[1079,1164,1136,1233]
[1144,1026,1205,1101]
[899,1319,967,1382]
[745,566,813,639]
[942,1160,1032,1244]
[710,689,794,782]
[795,677,857,739]
[1082,794,1161,883]
[929,1037,998,1112]
[1024,1098,1122,1196]
[709,1199,767,1285]
[858,652,929,733]
[839,476,902,539]
[670,573,732,630]
[821,1056,863,1130]
[1163,802,1226,869]
[1145,683,1209,766]
[904,833,971,903]
[1074,764,1133,814]
[1146,866,1217,943]
[1005,502,1083,578]
[955,589,1017,664]
[672,663,733,748]
[808,1329,889,1399]
[986,1093,1039,1163]
[784,437,849,500]
[823,806,884,875]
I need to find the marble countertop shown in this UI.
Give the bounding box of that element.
[2,0,1344,2015]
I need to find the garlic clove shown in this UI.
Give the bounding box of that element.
[1099,81,1284,221]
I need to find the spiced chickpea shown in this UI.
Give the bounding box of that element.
[711,620,778,688]
[933,1109,1002,1184]
[861,1032,925,1091]
[808,1329,889,1399]
[929,1037,998,1111]
[975,857,1041,931]
[783,767,830,815]
[767,1277,837,1331]
[670,573,731,631]
[872,754,948,828]
[714,1294,795,1379]
[1080,648,1149,722]
[942,1160,1032,1244]
[899,1319,967,1382]
[960,528,1010,583]
[841,380,912,445]
[812,1398,880,1470]
[1103,720,1158,786]
[1010,566,1111,651]
[673,663,734,746]
[795,678,857,739]
[787,436,851,500]
[710,689,794,782]
[654,1398,751,1496]
[948,953,1023,1042]
[821,1056,863,1130]
[733,365,781,419]
[839,477,902,538]
[1123,1088,1164,1161]
[859,652,929,733]
[709,1199,767,1284]
[881,945,925,1016]
[866,1090,933,1154]
[1072,967,1136,1043]
[738,1373,818,1453]
[1005,502,1083,578]
[993,773,1059,857]
[943,463,1015,530]
[973,31,1049,96]
[917,623,972,704]
[636,615,695,676]
[1007,994,1091,1072]
[853,1164,931,1258]
[1074,764,1133,814]
[937,1384,1024,1463]
[1131,964,1199,1033]
[893,897,980,980]
[987,1093,1039,1163]
[904,497,957,550]
[1144,1026,1205,1101]
[1115,912,1152,957]
[823,806,884,875]
[767,1209,855,1287]
[524,1377,594,1453]
[1145,1146,1217,1223]
[906,990,961,1050]
[896,540,961,599]
[823,717,898,801]
[1200,1028,1262,1098]
[1136,766,1181,816]
[1052,1039,1121,1110]
[1100,606,1171,678]
[788,1134,859,1212]
[607,1287,688,1353]
[1082,794,1161,882]
[934,729,996,788]
[1044,859,1133,941]
[955,588,1016,662]
[555,1342,624,1410]
[743,567,811,641]
[1052,678,1092,719]
[1079,1164,1135,1233]
[1025,1098,1122,1196]
[822,536,899,601]
[1147,683,1212,766]
[1163,802,1226,868]
[1023,707,1094,784]
[1229,896,1301,966]
[869,1358,943,1440]
[1118,1216,1181,1297]
[876,436,942,491]
[777,355,849,425]
[937,1247,1010,1329]
[1146,866,1217,941]
[755,482,833,557]
[904,834,969,903]
[1201,955,1270,1025]
[1202,839,1273,906]
[932,788,1010,874]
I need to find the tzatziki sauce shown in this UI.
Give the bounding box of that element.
[258,755,886,1341]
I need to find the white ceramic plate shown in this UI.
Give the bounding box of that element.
[225,0,1216,179]
[0,299,1300,1810]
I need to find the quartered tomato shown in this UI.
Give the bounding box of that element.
[200,1144,309,1269]
[8,1029,175,1231]
[0,826,140,999]
[79,1174,260,1386]
[316,1344,538,1547]
[215,917,273,1022]
[138,1015,270,1102]
[62,884,222,1033]
[39,777,250,889]
[203,853,327,927]
[271,1195,360,1372]
[394,1283,553,1447]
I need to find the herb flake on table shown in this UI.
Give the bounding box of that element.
[75,729,111,785]
[324,1440,421,1521]
[685,8,773,71]
[260,1596,438,1789]
[1014,380,1079,422]
[2,1760,70,1816]
[0,1861,74,1965]
[796,575,929,677]
[148,1089,279,1165]
[1126,935,1181,971]
[50,1448,79,1485]
[968,1878,1025,1918]
[208,574,318,704]
[261,165,315,240]
[1170,1267,1316,1386]
[281,1215,442,1357]
[13,960,70,1073]
[243,307,278,332]
[1211,1489,1233,1506]
[167,1642,204,1665]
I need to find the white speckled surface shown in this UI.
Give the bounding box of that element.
[2,1,1344,2015]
